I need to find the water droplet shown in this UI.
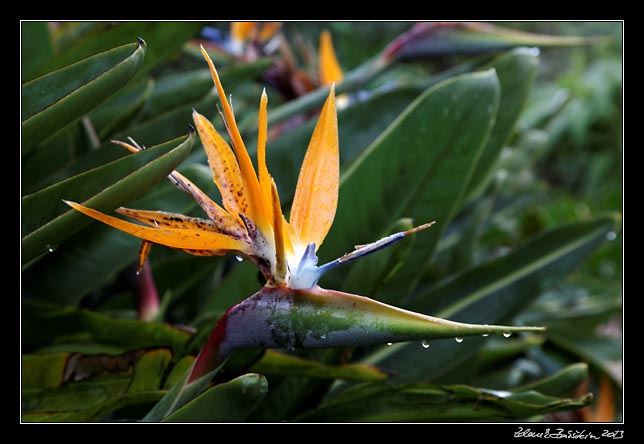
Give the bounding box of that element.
[320,333,327,340]
[235,256,244,262]
[46,245,56,253]
[606,231,617,241]
[386,342,393,346]
[421,340,431,349]
[482,333,489,337]
[503,332,512,338]
[455,337,463,343]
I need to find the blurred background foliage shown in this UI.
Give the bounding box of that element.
[21,21,622,422]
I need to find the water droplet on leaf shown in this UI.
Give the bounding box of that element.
[421,339,431,349]
[235,256,244,262]
[455,337,463,343]
[606,231,617,241]
[482,333,489,337]
[503,332,512,338]
[386,342,393,346]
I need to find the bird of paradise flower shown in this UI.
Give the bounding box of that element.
[65,45,544,420]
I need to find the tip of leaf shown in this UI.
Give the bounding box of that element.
[137,37,146,47]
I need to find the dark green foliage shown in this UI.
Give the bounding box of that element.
[21,21,621,423]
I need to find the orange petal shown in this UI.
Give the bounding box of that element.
[258,22,282,43]
[319,30,344,86]
[167,170,247,238]
[65,201,251,253]
[270,180,287,282]
[137,240,154,274]
[115,207,219,231]
[231,22,257,43]
[257,89,274,224]
[289,86,339,250]
[199,46,268,231]
[192,111,249,217]
[111,139,245,237]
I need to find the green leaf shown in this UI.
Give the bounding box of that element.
[22,391,164,422]
[21,133,193,267]
[22,352,70,389]
[477,335,545,369]
[128,348,173,392]
[514,363,589,397]
[162,374,268,422]
[22,299,191,355]
[22,348,175,422]
[264,86,423,202]
[201,259,264,315]
[89,78,155,140]
[22,163,213,306]
[24,67,237,193]
[322,70,500,290]
[21,22,54,82]
[238,55,386,136]
[384,22,605,62]
[145,58,273,118]
[22,41,146,154]
[545,332,622,389]
[296,382,591,422]
[359,216,617,384]
[249,350,389,382]
[164,356,196,390]
[31,22,204,81]
[23,376,135,421]
[465,48,539,198]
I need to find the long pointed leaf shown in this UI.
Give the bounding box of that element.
[22,299,191,355]
[323,70,500,289]
[21,133,193,266]
[22,163,214,306]
[384,22,606,62]
[21,22,54,82]
[466,48,539,198]
[162,374,268,422]
[30,22,203,81]
[359,215,617,383]
[249,350,389,382]
[296,382,591,422]
[22,41,145,154]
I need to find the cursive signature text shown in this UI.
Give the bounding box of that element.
[514,427,624,440]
